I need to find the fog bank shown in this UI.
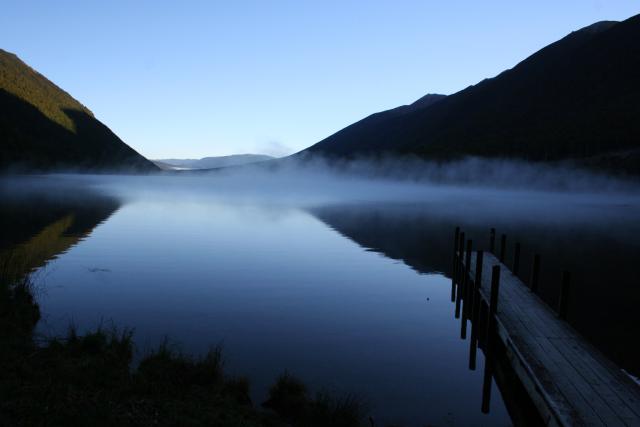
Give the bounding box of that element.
[2,156,639,209]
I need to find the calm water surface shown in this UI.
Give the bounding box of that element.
[3,174,640,426]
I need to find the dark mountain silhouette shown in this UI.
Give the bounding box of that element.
[0,49,157,172]
[302,16,640,172]
[298,93,445,158]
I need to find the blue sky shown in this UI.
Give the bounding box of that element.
[1,1,638,158]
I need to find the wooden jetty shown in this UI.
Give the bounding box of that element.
[452,228,640,426]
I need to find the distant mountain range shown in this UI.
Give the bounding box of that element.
[302,15,640,173]
[0,49,157,172]
[154,154,275,170]
[2,14,639,174]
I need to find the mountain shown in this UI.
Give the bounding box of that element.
[0,49,157,172]
[302,15,640,171]
[154,154,275,170]
[298,94,445,158]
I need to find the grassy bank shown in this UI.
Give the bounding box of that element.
[0,263,371,426]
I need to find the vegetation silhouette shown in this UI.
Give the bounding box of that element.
[0,267,372,426]
[0,49,157,172]
[0,89,157,172]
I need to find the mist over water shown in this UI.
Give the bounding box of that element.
[2,159,640,426]
[6,156,636,206]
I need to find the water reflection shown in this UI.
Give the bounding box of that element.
[3,175,639,426]
[0,180,120,282]
[310,199,640,377]
[1,177,515,426]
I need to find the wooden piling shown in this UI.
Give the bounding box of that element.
[456,250,640,425]
[474,251,484,290]
[499,234,506,262]
[482,265,501,413]
[468,250,484,370]
[461,239,472,339]
[530,254,540,293]
[464,238,474,309]
[455,233,465,319]
[558,270,571,320]
[489,228,496,252]
[457,231,465,287]
[513,242,521,277]
[452,227,460,302]
[487,265,501,341]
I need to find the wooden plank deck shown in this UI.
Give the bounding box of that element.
[463,251,640,426]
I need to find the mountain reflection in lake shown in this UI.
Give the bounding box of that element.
[2,174,639,426]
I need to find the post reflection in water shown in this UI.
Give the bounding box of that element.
[2,176,640,426]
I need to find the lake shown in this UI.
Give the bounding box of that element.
[2,172,639,426]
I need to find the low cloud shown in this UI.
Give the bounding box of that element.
[254,140,293,158]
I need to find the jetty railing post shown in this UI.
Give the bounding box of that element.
[455,233,465,319]
[530,254,541,293]
[499,234,507,262]
[482,265,501,414]
[461,239,472,339]
[458,231,465,280]
[452,227,460,302]
[486,266,501,343]
[464,238,474,313]
[558,271,571,320]
[456,231,464,300]
[513,242,521,277]
[489,228,496,253]
[458,231,465,287]
[469,250,484,370]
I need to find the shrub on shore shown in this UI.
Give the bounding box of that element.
[0,266,370,426]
